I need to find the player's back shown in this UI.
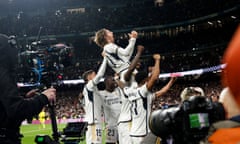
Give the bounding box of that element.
[104,43,130,73]
[118,87,132,124]
[83,83,102,124]
[125,84,154,136]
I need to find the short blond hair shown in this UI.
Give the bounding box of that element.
[94,28,108,48]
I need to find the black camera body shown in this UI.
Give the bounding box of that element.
[35,122,88,144]
[149,96,225,144]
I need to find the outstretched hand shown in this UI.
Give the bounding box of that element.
[101,51,106,57]
[153,54,161,60]
[25,89,39,98]
[128,31,138,39]
[42,88,56,103]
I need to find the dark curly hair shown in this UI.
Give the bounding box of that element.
[135,71,148,85]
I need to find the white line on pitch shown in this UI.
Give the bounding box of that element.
[23,128,51,134]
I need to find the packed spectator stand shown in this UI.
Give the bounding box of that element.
[8,0,239,119]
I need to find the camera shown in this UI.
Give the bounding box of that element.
[149,96,225,144]
[61,122,88,143]
[35,122,88,144]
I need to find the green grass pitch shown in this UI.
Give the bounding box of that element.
[21,124,107,144]
[20,124,87,144]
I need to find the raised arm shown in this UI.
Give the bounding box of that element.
[146,54,161,90]
[124,45,144,82]
[115,77,125,89]
[117,31,137,57]
[92,57,108,84]
[155,77,176,98]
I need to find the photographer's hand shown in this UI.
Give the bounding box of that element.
[25,89,39,98]
[42,88,56,103]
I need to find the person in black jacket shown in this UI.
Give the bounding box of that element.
[0,34,56,144]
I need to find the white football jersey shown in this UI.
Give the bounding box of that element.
[104,38,136,73]
[124,84,155,137]
[99,87,122,126]
[118,87,132,123]
[83,80,103,125]
[82,58,107,125]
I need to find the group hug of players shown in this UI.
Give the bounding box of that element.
[82,29,176,144]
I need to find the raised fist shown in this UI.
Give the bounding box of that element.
[153,54,161,60]
[128,30,138,39]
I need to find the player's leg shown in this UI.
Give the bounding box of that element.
[118,122,132,144]
[93,123,102,144]
[86,125,92,144]
[39,119,44,129]
[42,120,46,128]
[131,137,144,144]
[86,123,102,144]
[105,126,118,144]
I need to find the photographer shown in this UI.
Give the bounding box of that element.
[0,34,56,144]
[201,26,240,144]
[149,86,225,144]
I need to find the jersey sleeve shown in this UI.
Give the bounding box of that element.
[86,80,95,91]
[104,43,118,54]
[97,91,104,103]
[124,87,142,102]
[117,87,125,97]
[122,87,131,97]
[138,84,149,98]
[92,57,107,84]
[150,93,156,102]
[117,38,136,57]
[104,38,136,58]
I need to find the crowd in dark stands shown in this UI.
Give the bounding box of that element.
[58,46,223,80]
[16,20,239,83]
[48,75,222,119]
[0,0,238,36]
[56,26,230,80]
